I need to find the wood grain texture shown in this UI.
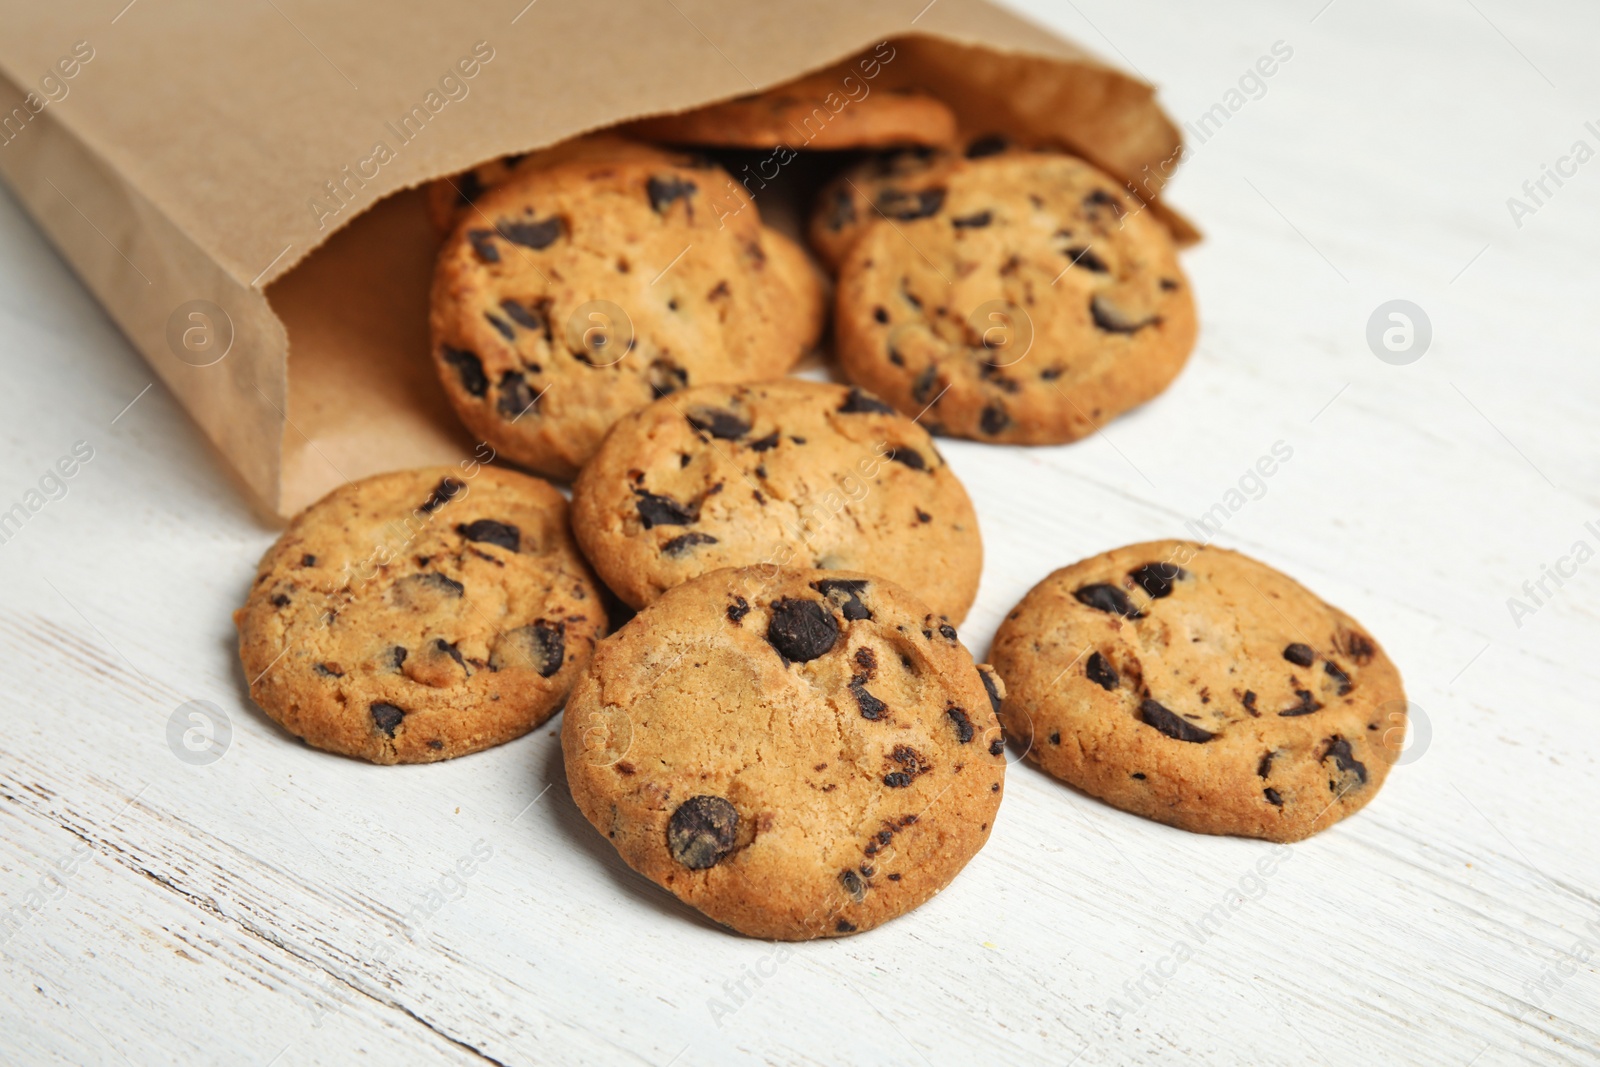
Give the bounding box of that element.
[2,1,1598,1064]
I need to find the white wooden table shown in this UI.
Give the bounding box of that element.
[3,2,1598,1063]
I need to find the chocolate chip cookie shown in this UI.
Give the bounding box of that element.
[430,141,822,480]
[833,150,1197,443]
[989,541,1405,841]
[622,71,957,150]
[235,466,605,764]
[571,380,982,621]
[561,567,1006,939]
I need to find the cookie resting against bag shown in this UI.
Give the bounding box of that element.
[562,567,1008,939]
[235,466,604,764]
[989,541,1405,842]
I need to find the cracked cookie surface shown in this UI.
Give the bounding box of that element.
[989,540,1405,841]
[430,138,821,480]
[833,150,1196,444]
[571,379,982,621]
[561,567,1005,939]
[235,466,604,764]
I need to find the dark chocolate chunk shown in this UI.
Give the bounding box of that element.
[497,216,564,249]
[1063,246,1109,273]
[300,554,317,567]
[965,134,1009,158]
[1263,788,1284,806]
[647,359,689,398]
[1139,698,1215,743]
[887,446,926,470]
[749,430,781,451]
[850,678,888,720]
[878,186,946,220]
[440,347,487,397]
[1073,583,1144,619]
[686,406,750,440]
[1322,736,1368,785]
[882,771,913,788]
[1279,689,1323,717]
[667,796,738,869]
[1258,752,1275,778]
[938,623,957,641]
[1131,772,1147,780]
[765,598,839,662]
[835,919,857,932]
[270,593,291,608]
[455,171,485,206]
[839,868,866,902]
[434,638,466,669]
[370,702,406,737]
[634,489,696,528]
[662,531,718,556]
[978,669,1003,714]
[390,646,408,668]
[647,175,697,213]
[1128,562,1186,599]
[1340,631,1377,665]
[952,210,993,229]
[813,578,871,621]
[500,298,546,332]
[988,737,1005,756]
[1241,689,1259,715]
[457,519,520,552]
[466,229,499,263]
[726,596,750,624]
[313,662,343,678]
[1090,294,1159,334]
[421,477,464,513]
[911,365,940,404]
[979,405,1010,435]
[495,370,535,420]
[1049,732,1061,745]
[1085,651,1119,690]
[1324,660,1353,695]
[1084,188,1126,217]
[1283,643,1315,667]
[1159,278,1180,291]
[489,621,565,677]
[946,706,975,743]
[838,387,895,415]
[826,187,857,231]
[485,312,514,341]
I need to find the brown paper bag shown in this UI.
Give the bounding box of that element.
[0,0,1192,519]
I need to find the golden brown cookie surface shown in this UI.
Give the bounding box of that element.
[990,541,1406,841]
[430,141,820,479]
[834,151,1197,444]
[235,466,604,764]
[571,380,982,621]
[562,567,1006,939]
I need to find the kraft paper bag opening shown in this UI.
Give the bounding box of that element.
[0,0,1194,520]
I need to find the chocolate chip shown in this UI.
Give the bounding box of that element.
[988,737,1005,756]
[1324,660,1353,695]
[946,706,974,743]
[434,638,466,669]
[395,572,465,601]
[887,447,926,470]
[370,702,406,737]
[491,370,533,420]
[953,210,992,229]
[1090,294,1159,334]
[457,519,520,552]
[839,869,866,902]
[647,175,697,213]
[979,405,1009,435]
[766,598,839,662]
[1049,732,1061,745]
[978,668,1003,714]
[485,312,514,341]
[965,134,1009,158]
[1264,788,1284,806]
[488,621,565,676]
[1129,563,1186,599]
[1084,188,1125,217]
[1086,651,1119,690]
[1074,583,1144,619]
[500,298,547,332]
[911,365,940,404]
[749,430,781,451]
[826,187,857,231]
[1283,643,1315,667]
[1131,772,1147,780]
[420,477,464,513]
[440,347,487,397]
[883,771,913,788]
[838,387,896,415]
[1159,278,1180,291]
[836,919,857,932]
[812,579,871,621]
[938,622,957,641]
[313,662,343,677]
[1279,689,1323,717]
[497,216,563,249]
[1139,698,1215,743]
[647,359,689,398]
[391,646,408,668]
[667,796,738,869]
[634,489,696,528]
[299,554,317,567]
[455,171,485,206]
[878,187,945,220]
[1241,690,1259,715]
[1063,246,1109,272]
[686,406,750,440]
[467,230,499,263]
[662,531,718,556]
[850,677,887,720]
[1258,752,1275,778]
[1340,631,1377,665]
[1322,736,1368,786]
[270,593,291,608]
[726,596,750,624]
